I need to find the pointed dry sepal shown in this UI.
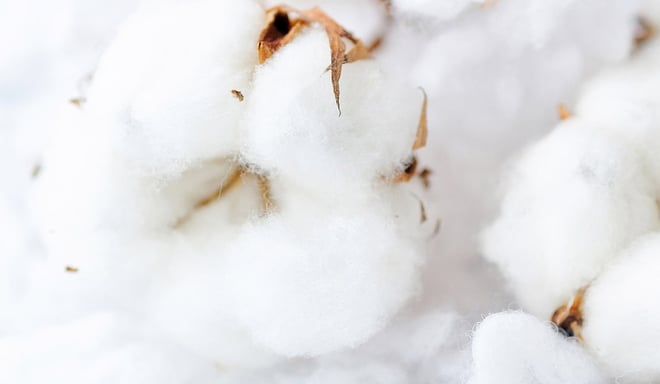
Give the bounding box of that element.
[413,89,428,150]
[557,103,571,121]
[551,287,587,342]
[257,5,371,114]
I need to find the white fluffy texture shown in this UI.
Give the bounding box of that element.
[482,121,659,318]
[0,0,653,382]
[576,39,660,189]
[23,0,428,372]
[222,188,422,356]
[86,0,264,175]
[242,29,422,195]
[0,313,222,384]
[483,5,660,382]
[582,234,660,382]
[469,312,607,384]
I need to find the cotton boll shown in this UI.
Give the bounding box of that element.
[469,312,608,384]
[85,0,264,176]
[242,29,423,195]
[143,177,279,369]
[221,186,423,357]
[576,40,660,189]
[31,106,241,251]
[582,234,660,382]
[482,121,659,318]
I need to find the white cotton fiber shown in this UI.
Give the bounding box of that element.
[85,0,264,176]
[221,186,423,357]
[392,0,482,22]
[0,312,222,384]
[469,312,607,384]
[576,38,660,190]
[482,121,659,318]
[241,29,423,195]
[582,234,660,383]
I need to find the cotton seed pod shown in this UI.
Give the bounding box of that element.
[241,28,424,195]
[482,120,659,319]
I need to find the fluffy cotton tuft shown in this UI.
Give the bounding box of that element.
[241,29,423,195]
[469,312,607,384]
[221,188,423,356]
[582,234,660,382]
[85,0,264,176]
[482,120,658,318]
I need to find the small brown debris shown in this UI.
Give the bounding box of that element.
[558,103,571,121]
[419,200,427,223]
[635,17,654,49]
[413,89,428,150]
[257,175,275,214]
[393,156,418,183]
[419,168,432,188]
[231,90,244,102]
[31,163,42,179]
[65,265,79,273]
[69,97,86,108]
[551,287,586,342]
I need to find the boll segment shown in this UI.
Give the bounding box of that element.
[241,28,424,195]
[28,0,431,367]
[483,30,660,381]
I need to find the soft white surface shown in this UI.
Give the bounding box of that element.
[1,0,656,382]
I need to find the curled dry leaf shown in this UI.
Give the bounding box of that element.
[551,287,586,342]
[257,6,370,114]
[557,103,571,121]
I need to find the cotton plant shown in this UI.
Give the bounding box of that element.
[23,0,433,372]
[483,11,660,381]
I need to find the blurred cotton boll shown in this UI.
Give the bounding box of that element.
[469,312,608,384]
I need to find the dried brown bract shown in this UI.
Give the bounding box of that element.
[413,89,428,150]
[635,17,654,49]
[551,287,586,342]
[258,6,371,114]
[558,103,571,121]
